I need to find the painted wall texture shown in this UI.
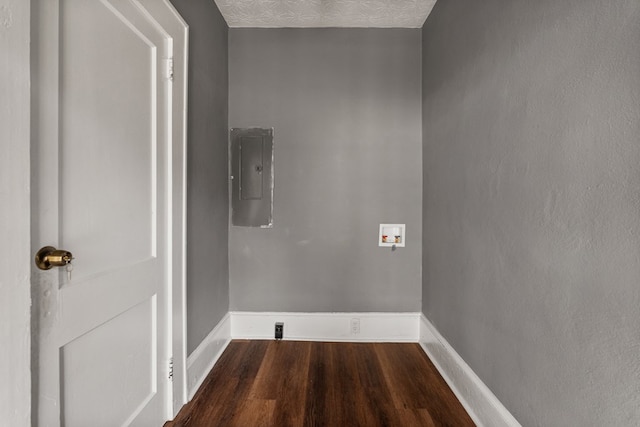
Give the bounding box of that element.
[169,0,229,355]
[421,0,640,425]
[0,1,31,424]
[229,29,422,312]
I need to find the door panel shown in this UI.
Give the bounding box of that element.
[60,0,159,281]
[61,298,156,426]
[32,1,187,425]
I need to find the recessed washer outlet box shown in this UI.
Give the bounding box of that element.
[379,223,406,247]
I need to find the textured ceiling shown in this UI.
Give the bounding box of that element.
[214,0,437,28]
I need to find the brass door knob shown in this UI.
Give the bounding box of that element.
[35,246,73,270]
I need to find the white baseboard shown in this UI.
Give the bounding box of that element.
[230,311,420,342]
[419,315,521,427]
[186,313,231,400]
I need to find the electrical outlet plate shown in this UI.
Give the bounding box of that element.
[350,318,360,335]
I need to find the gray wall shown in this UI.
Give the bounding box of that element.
[169,0,229,355]
[421,0,640,425]
[229,29,422,312]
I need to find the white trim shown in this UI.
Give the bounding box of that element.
[419,315,521,427]
[134,0,190,415]
[230,312,420,342]
[186,313,232,400]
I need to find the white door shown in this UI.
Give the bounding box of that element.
[32,1,187,425]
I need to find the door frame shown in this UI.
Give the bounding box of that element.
[22,0,189,422]
[135,0,190,414]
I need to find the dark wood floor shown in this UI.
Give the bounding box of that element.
[166,340,475,427]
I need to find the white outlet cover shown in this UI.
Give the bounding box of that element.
[379,223,406,247]
[351,318,360,334]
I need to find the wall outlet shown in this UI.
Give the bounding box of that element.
[275,322,284,340]
[350,318,360,335]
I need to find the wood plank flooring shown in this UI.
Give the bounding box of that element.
[166,340,475,427]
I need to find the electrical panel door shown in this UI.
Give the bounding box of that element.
[230,128,274,227]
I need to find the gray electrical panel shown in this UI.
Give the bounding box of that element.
[230,128,274,227]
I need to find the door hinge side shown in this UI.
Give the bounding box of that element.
[165,58,174,82]
[168,357,174,381]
